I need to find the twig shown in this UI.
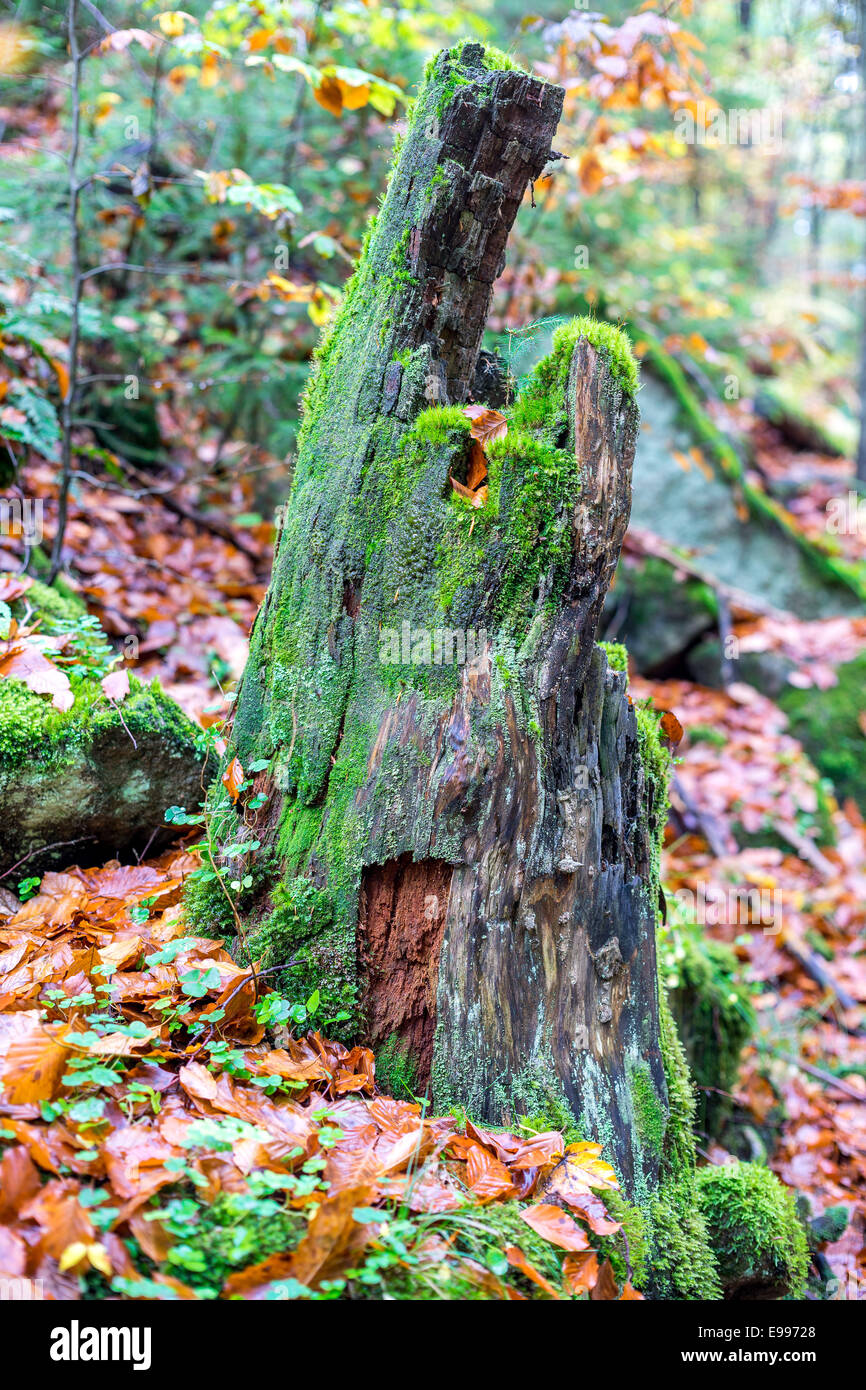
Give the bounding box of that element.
[0,836,96,880]
[782,936,861,1016]
[771,1049,866,1101]
[670,771,732,860]
[49,0,82,583]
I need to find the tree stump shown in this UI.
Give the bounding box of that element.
[229,42,672,1200]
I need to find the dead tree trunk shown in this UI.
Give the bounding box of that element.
[229,42,669,1198]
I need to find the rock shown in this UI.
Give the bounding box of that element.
[0,581,206,875]
[629,373,861,620]
[696,1161,809,1300]
[607,556,716,674]
[777,650,866,812]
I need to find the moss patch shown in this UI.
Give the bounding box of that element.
[697,1162,809,1299]
[662,907,755,1138]
[779,650,866,811]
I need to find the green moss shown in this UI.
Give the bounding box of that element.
[157,1190,305,1297]
[629,1059,666,1157]
[11,577,85,625]
[644,990,722,1300]
[374,1034,420,1099]
[433,1201,565,1292]
[599,639,628,673]
[662,907,755,1138]
[779,650,866,810]
[634,700,672,909]
[183,847,280,942]
[0,669,199,770]
[697,1162,809,1299]
[603,1191,650,1289]
[554,316,640,397]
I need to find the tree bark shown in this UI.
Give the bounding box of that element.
[229,43,669,1198]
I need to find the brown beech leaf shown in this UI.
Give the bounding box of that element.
[590,1257,620,1300]
[101,667,130,702]
[620,1280,645,1299]
[520,1202,591,1252]
[0,574,33,604]
[659,709,684,746]
[562,1249,600,1296]
[466,438,489,490]
[554,1188,621,1236]
[542,1142,620,1199]
[449,475,487,509]
[465,1144,518,1203]
[0,642,73,712]
[0,1015,71,1104]
[463,404,507,446]
[290,1185,377,1289]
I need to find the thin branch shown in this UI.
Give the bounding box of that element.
[49,0,82,584]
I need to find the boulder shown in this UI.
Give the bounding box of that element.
[0,579,206,876]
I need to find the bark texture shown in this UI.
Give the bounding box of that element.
[229,43,670,1198]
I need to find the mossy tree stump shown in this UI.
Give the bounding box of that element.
[229,42,670,1198]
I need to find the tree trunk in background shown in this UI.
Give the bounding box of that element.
[228,43,670,1198]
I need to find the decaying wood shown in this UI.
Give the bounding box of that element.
[230,43,668,1196]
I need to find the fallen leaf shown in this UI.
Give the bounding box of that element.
[101,667,130,702]
[221,756,244,801]
[520,1203,591,1252]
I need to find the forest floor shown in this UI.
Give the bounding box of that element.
[0,437,863,1300]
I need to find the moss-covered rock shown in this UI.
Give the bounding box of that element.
[607,557,717,676]
[778,650,866,812]
[697,1161,809,1300]
[0,583,206,872]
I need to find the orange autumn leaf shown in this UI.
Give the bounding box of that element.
[0,640,73,711]
[505,1244,560,1297]
[221,756,245,801]
[465,1143,517,1203]
[553,1188,621,1236]
[449,475,488,509]
[0,573,32,603]
[1,1016,71,1104]
[466,439,489,491]
[562,1249,600,1296]
[101,667,130,702]
[549,1141,620,1195]
[519,1202,591,1252]
[659,709,684,746]
[620,1280,645,1300]
[463,404,507,447]
[590,1257,620,1301]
